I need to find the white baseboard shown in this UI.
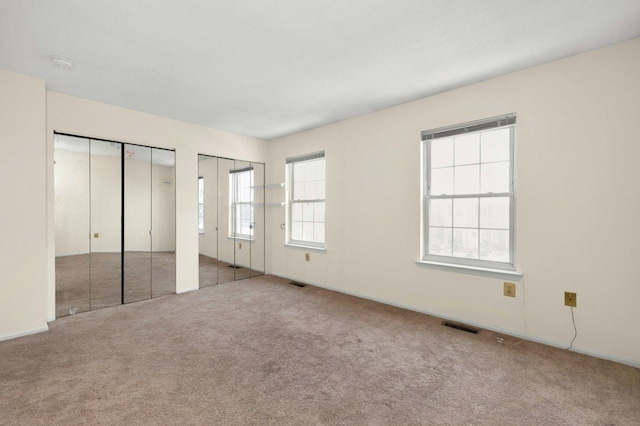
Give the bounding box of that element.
[271,273,640,369]
[0,325,49,342]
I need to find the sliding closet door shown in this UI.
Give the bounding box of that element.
[151,148,176,297]
[54,135,91,317]
[198,155,219,287]
[124,144,152,303]
[89,139,122,309]
[217,158,235,284]
[232,160,252,280]
[251,162,265,277]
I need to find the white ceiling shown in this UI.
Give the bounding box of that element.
[2,1,639,140]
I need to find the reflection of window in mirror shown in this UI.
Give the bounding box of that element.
[229,167,254,239]
[198,176,204,233]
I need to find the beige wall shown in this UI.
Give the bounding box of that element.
[0,70,48,340]
[46,91,268,322]
[267,38,640,366]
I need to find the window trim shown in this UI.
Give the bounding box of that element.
[286,151,326,249]
[421,114,516,271]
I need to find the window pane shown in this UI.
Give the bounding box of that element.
[302,202,313,222]
[429,199,452,227]
[453,228,479,259]
[453,198,478,228]
[314,222,325,243]
[480,197,509,229]
[198,216,204,229]
[430,137,453,168]
[316,159,325,180]
[198,205,204,217]
[292,203,303,221]
[480,162,509,194]
[303,222,313,241]
[454,133,480,166]
[481,128,510,163]
[304,181,316,199]
[454,165,479,195]
[293,162,305,183]
[292,221,303,240]
[293,181,305,200]
[480,230,509,262]
[316,180,325,199]
[314,202,325,223]
[429,227,452,256]
[431,167,453,195]
[304,161,316,181]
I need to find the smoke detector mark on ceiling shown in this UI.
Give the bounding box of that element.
[49,55,73,70]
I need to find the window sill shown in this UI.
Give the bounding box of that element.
[283,243,326,253]
[227,235,255,242]
[415,260,523,281]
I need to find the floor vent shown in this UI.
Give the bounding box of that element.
[227,265,241,269]
[289,281,306,288]
[442,321,479,334]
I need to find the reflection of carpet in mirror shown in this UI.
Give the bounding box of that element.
[55,252,176,319]
[198,254,250,287]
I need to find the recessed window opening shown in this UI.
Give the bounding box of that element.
[286,151,325,249]
[422,114,516,270]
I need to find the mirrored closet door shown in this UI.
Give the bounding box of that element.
[198,155,265,287]
[54,134,176,318]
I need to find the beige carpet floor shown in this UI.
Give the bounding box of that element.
[2,275,638,425]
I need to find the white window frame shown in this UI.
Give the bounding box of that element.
[286,151,325,249]
[229,167,254,240]
[198,176,204,233]
[421,114,516,271]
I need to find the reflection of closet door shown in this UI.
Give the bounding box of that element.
[151,148,176,297]
[217,158,235,284]
[232,160,252,280]
[54,134,91,317]
[124,144,152,303]
[251,162,265,277]
[90,139,122,310]
[198,154,219,288]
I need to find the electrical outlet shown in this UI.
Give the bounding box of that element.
[305,252,310,262]
[504,282,516,297]
[565,292,577,307]
[93,232,99,238]
[239,242,242,249]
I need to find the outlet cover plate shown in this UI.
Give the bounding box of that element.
[564,292,577,307]
[504,282,516,297]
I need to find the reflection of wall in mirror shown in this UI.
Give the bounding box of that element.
[54,149,176,256]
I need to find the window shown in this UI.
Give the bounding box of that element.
[198,176,204,233]
[287,152,325,248]
[229,167,253,239]
[422,114,516,270]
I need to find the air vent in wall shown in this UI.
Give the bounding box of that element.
[442,321,479,334]
[227,265,241,269]
[289,281,306,288]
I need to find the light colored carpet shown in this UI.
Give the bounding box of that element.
[2,275,638,425]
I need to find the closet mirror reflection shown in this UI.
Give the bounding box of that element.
[198,155,265,287]
[54,134,176,318]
